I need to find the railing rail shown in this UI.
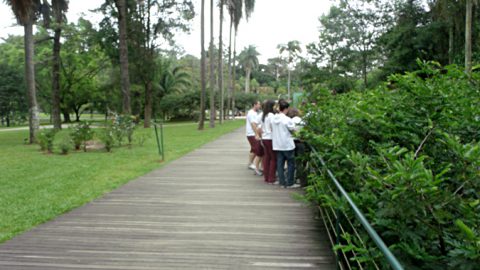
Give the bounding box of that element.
[152,121,164,161]
[308,146,404,270]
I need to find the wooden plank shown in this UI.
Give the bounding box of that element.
[0,128,335,269]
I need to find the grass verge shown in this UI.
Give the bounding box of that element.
[0,120,243,243]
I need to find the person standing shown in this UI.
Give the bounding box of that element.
[271,100,299,188]
[288,107,307,187]
[259,100,276,183]
[246,100,263,175]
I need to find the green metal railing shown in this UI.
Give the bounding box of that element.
[152,121,164,161]
[307,146,404,270]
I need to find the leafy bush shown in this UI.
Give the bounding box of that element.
[70,122,94,152]
[37,129,58,153]
[58,135,72,155]
[111,114,136,147]
[98,125,114,152]
[302,62,480,269]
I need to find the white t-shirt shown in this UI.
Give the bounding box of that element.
[291,116,304,140]
[246,109,259,136]
[260,112,274,140]
[271,113,296,151]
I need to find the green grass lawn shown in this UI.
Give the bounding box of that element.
[0,120,243,243]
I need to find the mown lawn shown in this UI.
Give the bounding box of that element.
[0,120,243,243]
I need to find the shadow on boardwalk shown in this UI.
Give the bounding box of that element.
[0,128,335,269]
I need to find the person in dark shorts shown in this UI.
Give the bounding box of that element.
[246,101,264,175]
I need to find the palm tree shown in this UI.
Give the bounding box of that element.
[158,60,191,97]
[238,45,259,93]
[209,0,215,128]
[218,0,225,123]
[4,0,41,143]
[277,40,302,100]
[198,0,206,130]
[114,0,131,114]
[50,0,68,129]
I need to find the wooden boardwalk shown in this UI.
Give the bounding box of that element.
[0,128,335,269]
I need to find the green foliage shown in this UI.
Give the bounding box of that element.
[70,122,94,152]
[98,125,115,152]
[111,114,136,146]
[58,135,72,155]
[302,63,480,268]
[37,129,58,153]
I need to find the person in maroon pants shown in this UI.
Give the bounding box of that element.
[259,100,277,183]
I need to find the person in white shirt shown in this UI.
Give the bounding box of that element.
[246,101,263,175]
[271,100,300,188]
[258,100,277,183]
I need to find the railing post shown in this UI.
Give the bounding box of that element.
[160,121,164,161]
[335,190,341,270]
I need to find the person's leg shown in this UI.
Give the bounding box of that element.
[253,140,264,175]
[286,150,296,186]
[262,140,270,182]
[247,136,256,169]
[264,140,276,183]
[276,151,286,187]
[295,142,307,187]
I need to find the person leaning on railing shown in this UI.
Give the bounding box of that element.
[287,107,307,188]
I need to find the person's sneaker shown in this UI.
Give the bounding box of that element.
[248,164,256,170]
[254,169,263,176]
[287,184,301,189]
[272,181,279,185]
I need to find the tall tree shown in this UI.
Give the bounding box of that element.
[114,0,131,114]
[238,45,259,93]
[50,0,68,129]
[218,0,225,123]
[209,0,215,128]
[278,40,301,99]
[464,0,476,75]
[198,0,206,130]
[4,0,41,143]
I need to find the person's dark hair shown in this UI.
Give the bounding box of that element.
[262,100,276,122]
[252,100,260,107]
[278,99,289,112]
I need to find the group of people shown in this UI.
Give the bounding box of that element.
[246,99,306,189]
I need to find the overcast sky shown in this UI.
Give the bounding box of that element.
[0,0,334,63]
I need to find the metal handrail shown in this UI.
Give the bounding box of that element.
[152,121,164,161]
[309,146,404,270]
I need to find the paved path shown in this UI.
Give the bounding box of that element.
[0,128,335,269]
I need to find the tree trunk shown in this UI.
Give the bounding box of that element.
[62,110,71,123]
[52,27,62,129]
[74,107,80,122]
[6,115,10,127]
[218,0,224,123]
[115,0,131,114]
[143,81,153,128]
[232,32,237,113]
[209,0,215,128]
[198,0,206,130]
[465,0,472,76]
[245,68,251,93]
[448,22,454,64]
[287,68,291,100]
[226,20,233,119]
[24,22,40,144]
[362,52,368,88]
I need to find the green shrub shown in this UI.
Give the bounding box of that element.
[37,129,58,153]
[112,114,136,147]
[302,62,480,269]
[70,122,94,152]
[58,135,72,155]
[98,126,115,152]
